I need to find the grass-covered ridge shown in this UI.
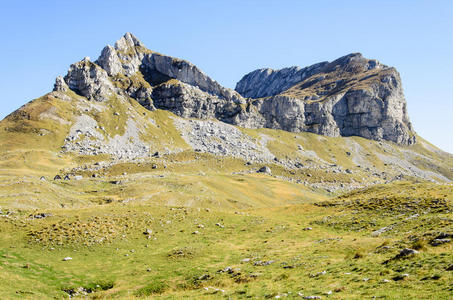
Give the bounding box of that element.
[0,82,452,298]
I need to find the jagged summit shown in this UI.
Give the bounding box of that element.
[114,32,144,51]
[49,33,415,144]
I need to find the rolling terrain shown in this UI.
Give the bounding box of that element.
[0,33,452,299]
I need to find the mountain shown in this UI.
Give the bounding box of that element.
[0,33,451,299]
[55,33,414,145]
[236,53,415,145]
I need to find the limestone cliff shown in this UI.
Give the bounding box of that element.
[235,53,415,145]
[56,33,415,145]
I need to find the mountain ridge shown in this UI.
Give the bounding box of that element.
[0,33,452,299]
[1,33,451,187]
[48,33,414,145]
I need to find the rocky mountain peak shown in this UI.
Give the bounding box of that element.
[52,34,415,145]
[114,32,144,51]
[323,52,385,74]
[235,53,415,145]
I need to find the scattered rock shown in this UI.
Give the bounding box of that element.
[31,213,52,219]
[371,225,393,237]
[398,248,419,257]
[253,260,275,266]
[392,273,409,281]
[430,238,451,246]
[310,270,326,277]
[258,166,272,174]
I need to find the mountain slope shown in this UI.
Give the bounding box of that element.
[0,33,452,193]
[0,33,452,299]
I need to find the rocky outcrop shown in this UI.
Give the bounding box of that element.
[55,33,415,145]
[235,62,328,99]
[235,53,415,145]
[151,80,245,122]
[62,57,115,102]
[53,76,68,93]
[142,54,243,102]
[96,45,122,76]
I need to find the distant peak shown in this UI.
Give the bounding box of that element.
[114,32,144,51]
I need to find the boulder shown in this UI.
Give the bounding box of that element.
[258,166,271,174]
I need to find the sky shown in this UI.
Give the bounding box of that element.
[0,0,452,153]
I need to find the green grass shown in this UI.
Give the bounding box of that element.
[0,83,452,298]
[0,180,451,299]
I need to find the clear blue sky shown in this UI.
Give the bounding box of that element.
[1,0,452,153]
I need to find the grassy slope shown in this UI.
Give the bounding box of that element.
[0,181,451,299]
[0,92,452,298]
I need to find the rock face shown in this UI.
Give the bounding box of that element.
[235,53,415,145]
[64,57,115,102]
[54,33,415,145]
[235,62,328,99]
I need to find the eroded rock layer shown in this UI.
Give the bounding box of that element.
[57,33,415,144]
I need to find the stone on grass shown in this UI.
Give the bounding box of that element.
[258,166,271,174]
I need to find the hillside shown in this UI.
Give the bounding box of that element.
[0,33,451,298]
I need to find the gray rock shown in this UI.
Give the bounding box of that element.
[56,34,416,145]
[53,76,68,92]
[96,45,122,76]
[430,238,451,246]
[396,248,419,258]
[235,63,328,99]
[31,213,52,219]
[63,57,115,101]
[235,53,415,145]
[258,166,272,174]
